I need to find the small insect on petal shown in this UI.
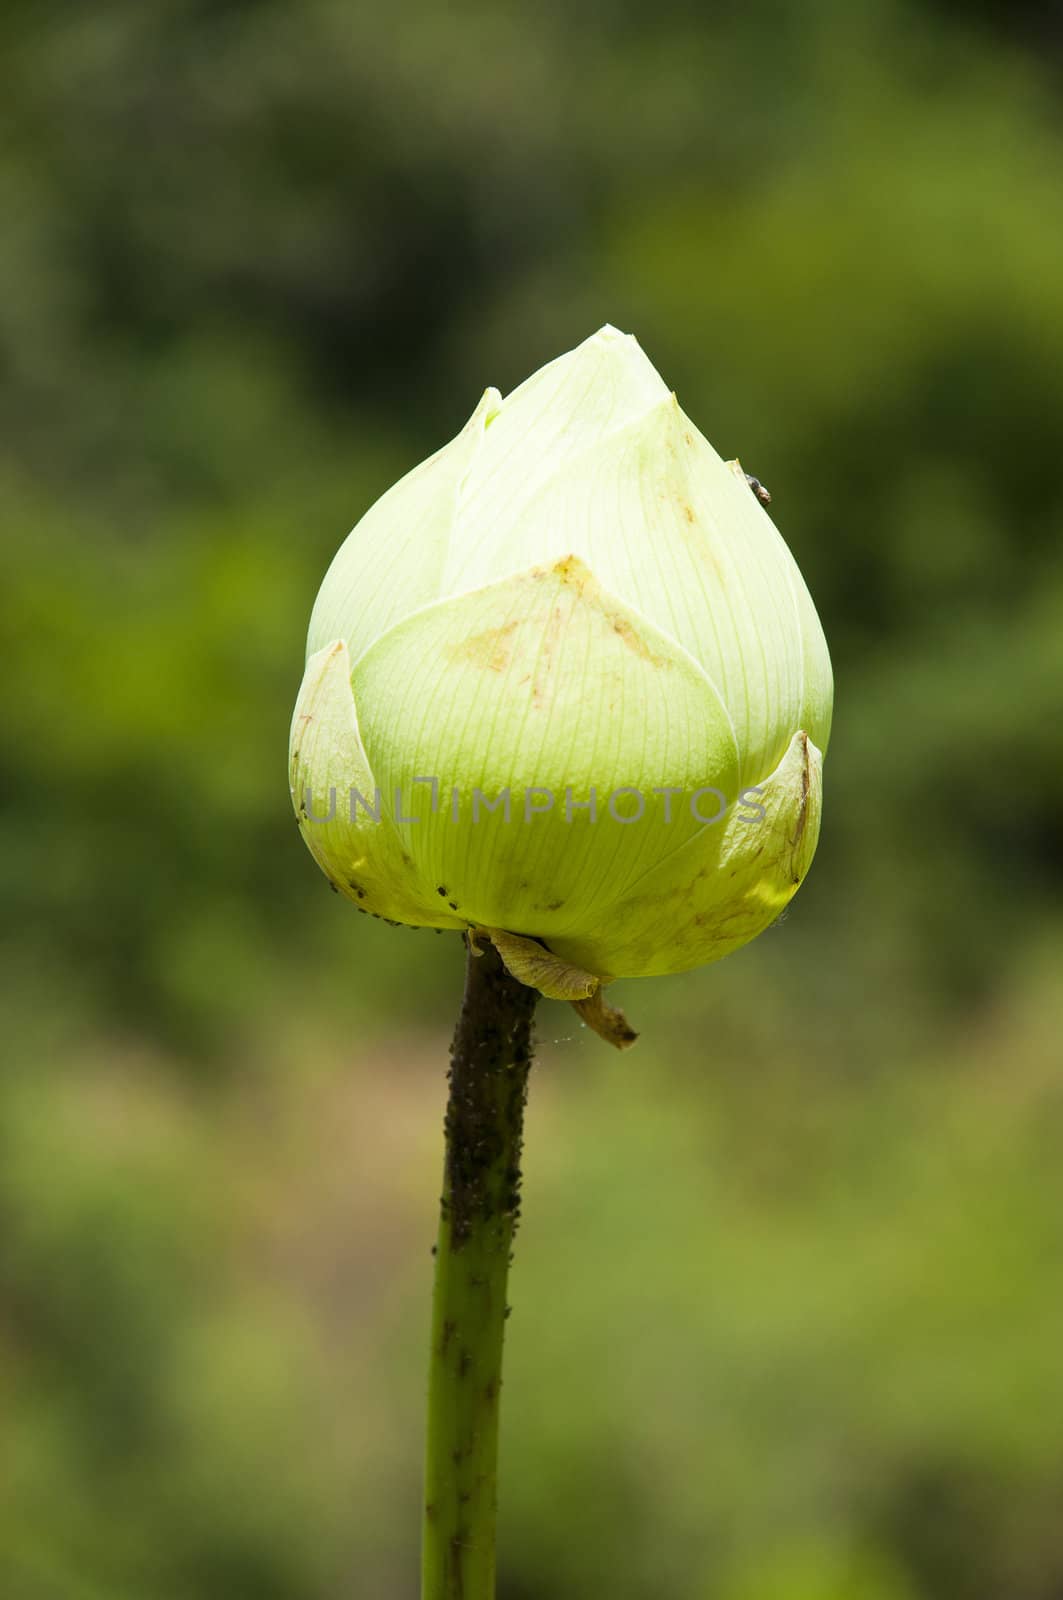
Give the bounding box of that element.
[745,472,772,506]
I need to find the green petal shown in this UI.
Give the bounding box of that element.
[443,393,828,787]
[306,386,501,665]
[350,557,741,941]
[547,729,824,978]
[289,641,448,926]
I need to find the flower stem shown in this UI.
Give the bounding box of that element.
[422,937,538,1600]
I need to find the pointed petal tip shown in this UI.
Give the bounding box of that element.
[587,323,650,358]
[471,385,504,426]
[457,386,504,440]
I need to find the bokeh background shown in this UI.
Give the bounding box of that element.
[3,2,1063,1596]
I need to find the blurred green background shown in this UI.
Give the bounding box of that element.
[2,2,1062,1596]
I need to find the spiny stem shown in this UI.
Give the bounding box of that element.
[422,937,538,1600]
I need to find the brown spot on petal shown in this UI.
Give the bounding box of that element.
[551,554,592,592]
[610,614,666,665]
[791,732,811,853]
[447,620,520,672]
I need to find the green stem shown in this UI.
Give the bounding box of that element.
[422,937,538,1600]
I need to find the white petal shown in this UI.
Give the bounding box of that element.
[442,326,669,587]
[443,392,829,785]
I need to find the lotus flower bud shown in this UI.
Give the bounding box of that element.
[290,327,832,1030]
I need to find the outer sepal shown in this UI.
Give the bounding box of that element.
[546,728,824,978]
[289,641,451,927]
